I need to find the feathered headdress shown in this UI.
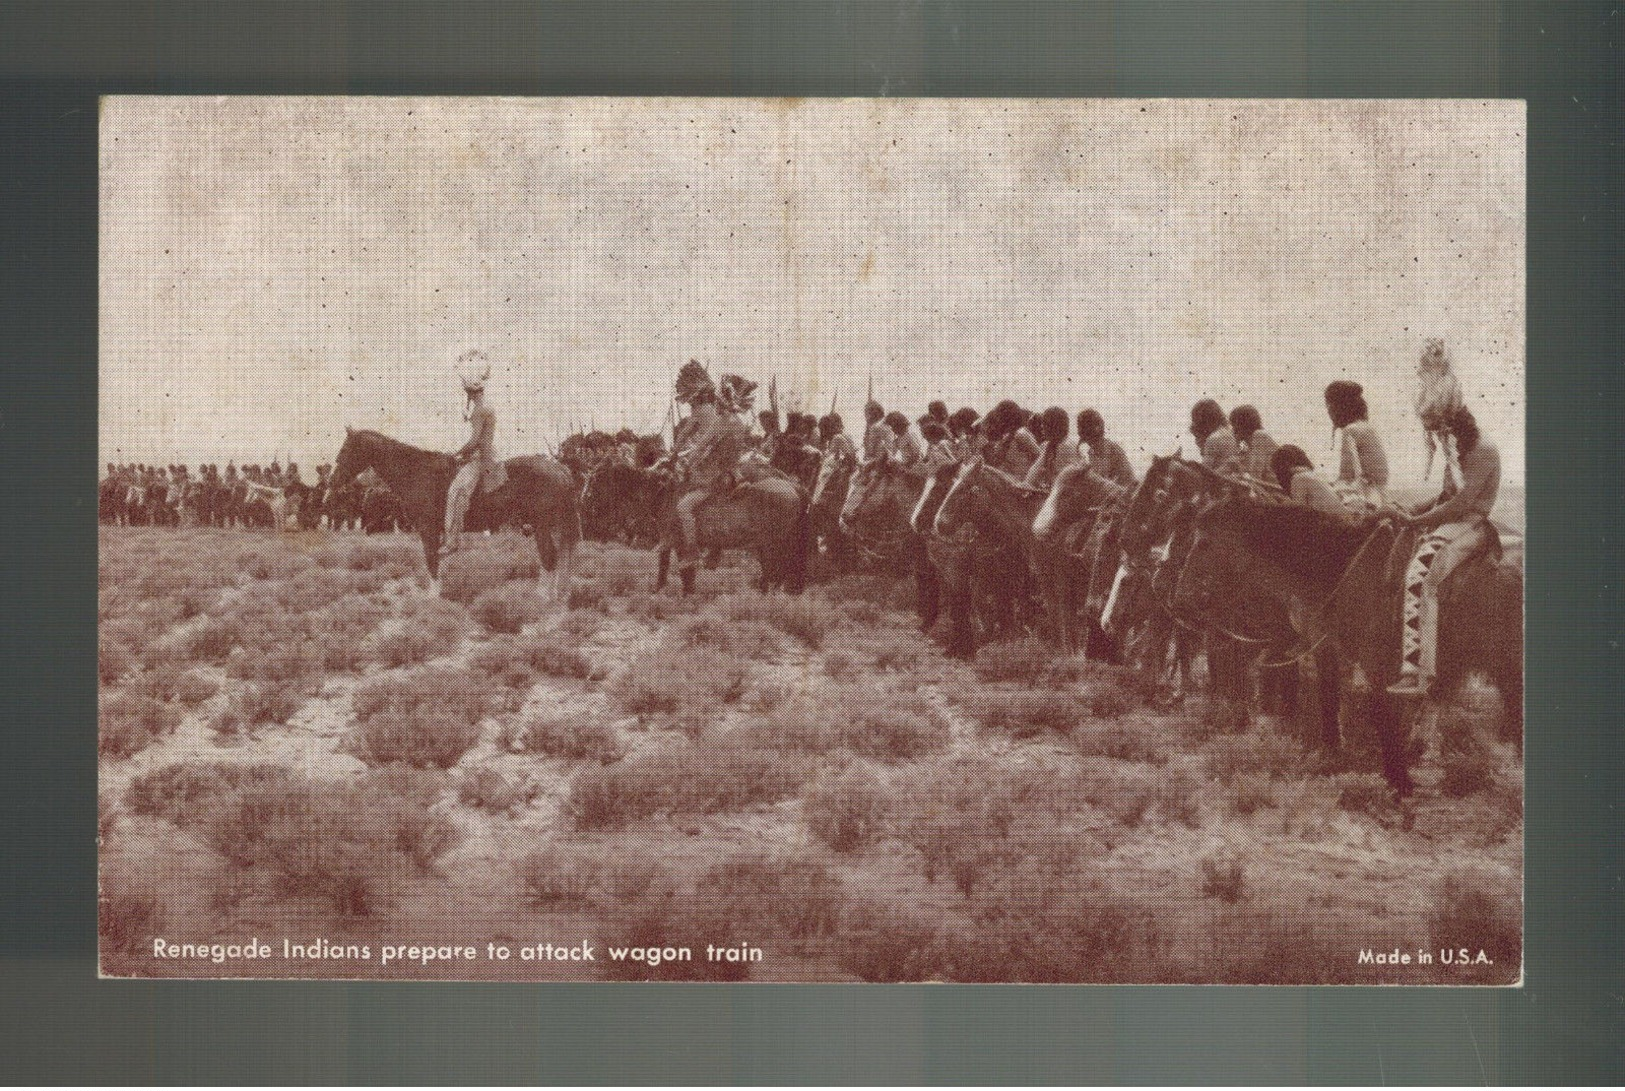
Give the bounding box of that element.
[718,374,758,414]
[457,349,492,392]
[674,359,715,405]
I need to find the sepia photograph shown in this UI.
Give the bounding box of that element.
[98,96,1524,983]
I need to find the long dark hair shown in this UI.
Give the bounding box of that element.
[1270,444,1313,492]
[1324,381,1369,428]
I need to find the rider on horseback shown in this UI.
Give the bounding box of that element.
[440,350,498,556]
[672,361,752,581]
[1388,406,1501,696]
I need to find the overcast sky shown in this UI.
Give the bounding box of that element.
[101,97,1523,484]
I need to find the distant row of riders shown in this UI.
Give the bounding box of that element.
[99,459,408,534]
[106,339,1519,795]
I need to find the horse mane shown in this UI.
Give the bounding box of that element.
[348,428,452,465]
[1198,495,1375,589]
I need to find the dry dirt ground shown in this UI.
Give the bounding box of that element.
[98,525,1522,983]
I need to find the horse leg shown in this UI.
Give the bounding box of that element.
[1373,694,1417,797]
[421,532,441,595]
[1314,645,1341,751]
[655,547,671,592]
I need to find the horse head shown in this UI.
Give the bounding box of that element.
[1034,462,1121,540]
[910,460,962,535]
[932,456,986,538]
[330,426,371,490]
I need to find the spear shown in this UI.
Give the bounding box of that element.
[866,372,873,406]
[829,389,838,416]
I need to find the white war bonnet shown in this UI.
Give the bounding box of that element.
[457,349,492,393]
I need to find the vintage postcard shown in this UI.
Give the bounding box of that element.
[99,97,1523,982]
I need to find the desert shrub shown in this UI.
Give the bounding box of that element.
[228,639,324,684]
[836,900,949,983]
[732,690,946,763]
[569,744,809,829]
[621,591,692,623]
[1440,746,1497,799]
[1200,854,1247,903]
[1073,723,1164,765]
[968,689,1081,739]
[802,767,891,853]
[99,691,182,759]
[890,763,1029,895]
[1104,786,1154,827]
[126,760,296,826]
[203,776,456,915]
[668,613,784,658]
[172,669,219,706]
[183,616,244,663]
[960,873,1167,983]
[697,853,843,949]
[456,767,536,815]
[596,894,752,981]
[349,668,491,769]
[437,549,541,605]
[503,708,625,764]
[130,664,186,703]
[1198,908,1377,984]
[973,636,1061,685]
[567,581,608,613]
[519,846,669,910]
[210,682,308,735]
[712,592,836,649]
[1084,681,1136,720]
[607,647,751,730]
[469,638,540,690]
[99,874,163,957]
[1426,874,1521,983]
[821,651,855,681]
[1227,772,1279,816]
[1332,772,1399,822]
[836,689,949,761]
[1155,769,1202,828]
[317,537,420,572]
[98,636,134,685]
[870,638,923,673]
[1180,696,1246,743]
[555,608,605,641]
[98,797,118,842]
[470,580,547,634]
[1206,731,1302,784]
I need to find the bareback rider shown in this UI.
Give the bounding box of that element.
[1389,406,1501,696]
[1190,399,1240,476]
[440,350,501,556]
[672,362,752,582]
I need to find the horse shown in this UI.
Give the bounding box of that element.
[650,468,811,596]
[1171,496,1360,758]
[579,460,665,546]
[1032,462,1131,658]
[1109,455,1258,714]
[931,456,1047,659]
[329,427,580,602]
[1175,497,1523,795]
[840,461,945,631]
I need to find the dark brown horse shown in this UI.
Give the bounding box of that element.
[329,427,580,601]
[579,460,666,546]
[1176,497,1523,794]
[839,461,948,634]
[931,457,1047,660]
[652,471,811,596]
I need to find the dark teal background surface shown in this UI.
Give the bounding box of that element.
[3,1,1619,1083]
